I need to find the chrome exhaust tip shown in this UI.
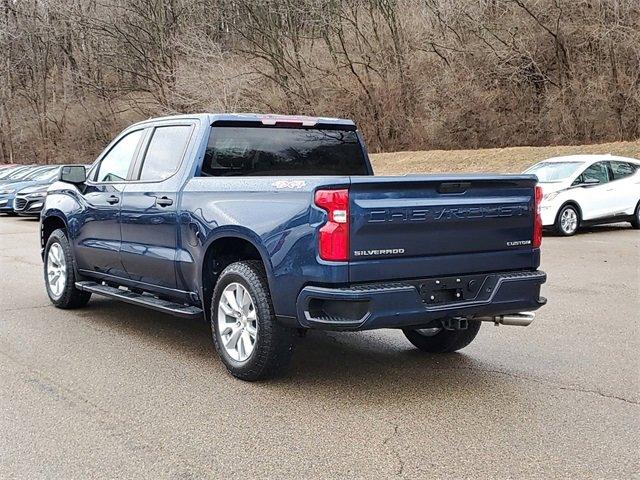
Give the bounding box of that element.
[475,312,535,327]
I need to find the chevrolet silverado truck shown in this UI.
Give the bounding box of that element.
[40,114,546,380]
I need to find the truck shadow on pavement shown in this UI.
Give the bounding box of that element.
[73,296,515,405]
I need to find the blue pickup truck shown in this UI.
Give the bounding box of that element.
[40,113,546,380]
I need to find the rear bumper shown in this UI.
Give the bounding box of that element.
[296,270,546,331]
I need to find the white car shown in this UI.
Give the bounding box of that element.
[524,155,640,235]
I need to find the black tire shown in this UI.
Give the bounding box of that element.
[403,320,481,353]
[631,202,640,229]
[211,260,295,381]
[554,204,580,236]
[43,229,92,309]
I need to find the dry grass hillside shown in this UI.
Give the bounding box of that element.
[370,141,640,175]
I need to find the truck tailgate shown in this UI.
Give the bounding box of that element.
[348,175,539,282]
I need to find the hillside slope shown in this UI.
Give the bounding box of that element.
[370,141,640,175]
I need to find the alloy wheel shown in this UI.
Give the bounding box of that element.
[560,208,578,234]
[46,242,67,299]
[217,282,258,362]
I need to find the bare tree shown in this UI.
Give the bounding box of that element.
[1,0,638,164]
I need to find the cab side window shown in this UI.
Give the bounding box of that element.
[95,129,144,183]
[609,161,637,180]
[138,125,191,181]
[574,161,610,185]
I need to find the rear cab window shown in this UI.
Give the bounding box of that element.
[200,126,369,177]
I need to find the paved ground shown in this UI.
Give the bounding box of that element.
[0,216,638,479]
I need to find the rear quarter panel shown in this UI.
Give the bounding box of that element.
[179,176,351,319]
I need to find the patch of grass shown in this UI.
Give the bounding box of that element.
[370,140,640,175]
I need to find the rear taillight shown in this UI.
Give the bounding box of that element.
[314,189,349,261]
[533,185,543,248]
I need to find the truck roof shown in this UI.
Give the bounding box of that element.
[131,113,356,129]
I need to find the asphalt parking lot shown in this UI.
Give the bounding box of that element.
[0,216,638,479]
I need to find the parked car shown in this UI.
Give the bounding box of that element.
[13,184,50,216]
[0,165,36,182]
[40,113,546,380]
[525,155,640,235]
[12,165,91,216]
[0,165,53,184]
[0,166,59,215]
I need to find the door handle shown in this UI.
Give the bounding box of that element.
[106,195,119,205]
[155,196,174,207]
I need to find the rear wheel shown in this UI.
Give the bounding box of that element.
[555,204,579,236]
[403,320,481,353]
[44,229,92,309]
[631,202,640,229]
[211,260,295,381]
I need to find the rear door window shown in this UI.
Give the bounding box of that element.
[138,125,191,181]
[95,129,144,182]
[609,161,637,180]
[201,127,368,177]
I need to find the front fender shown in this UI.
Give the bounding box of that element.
[42,185,84,234]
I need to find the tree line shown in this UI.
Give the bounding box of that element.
[1,0,639,164]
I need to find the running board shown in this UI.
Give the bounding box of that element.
[75,281,203,318]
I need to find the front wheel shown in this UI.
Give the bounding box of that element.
[211,260,295,381]
[44,229,92,309]
[403,321,481,353]
[555,204,580,236]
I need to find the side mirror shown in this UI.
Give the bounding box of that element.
[59,165,86,185]
[582,177,600,186]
